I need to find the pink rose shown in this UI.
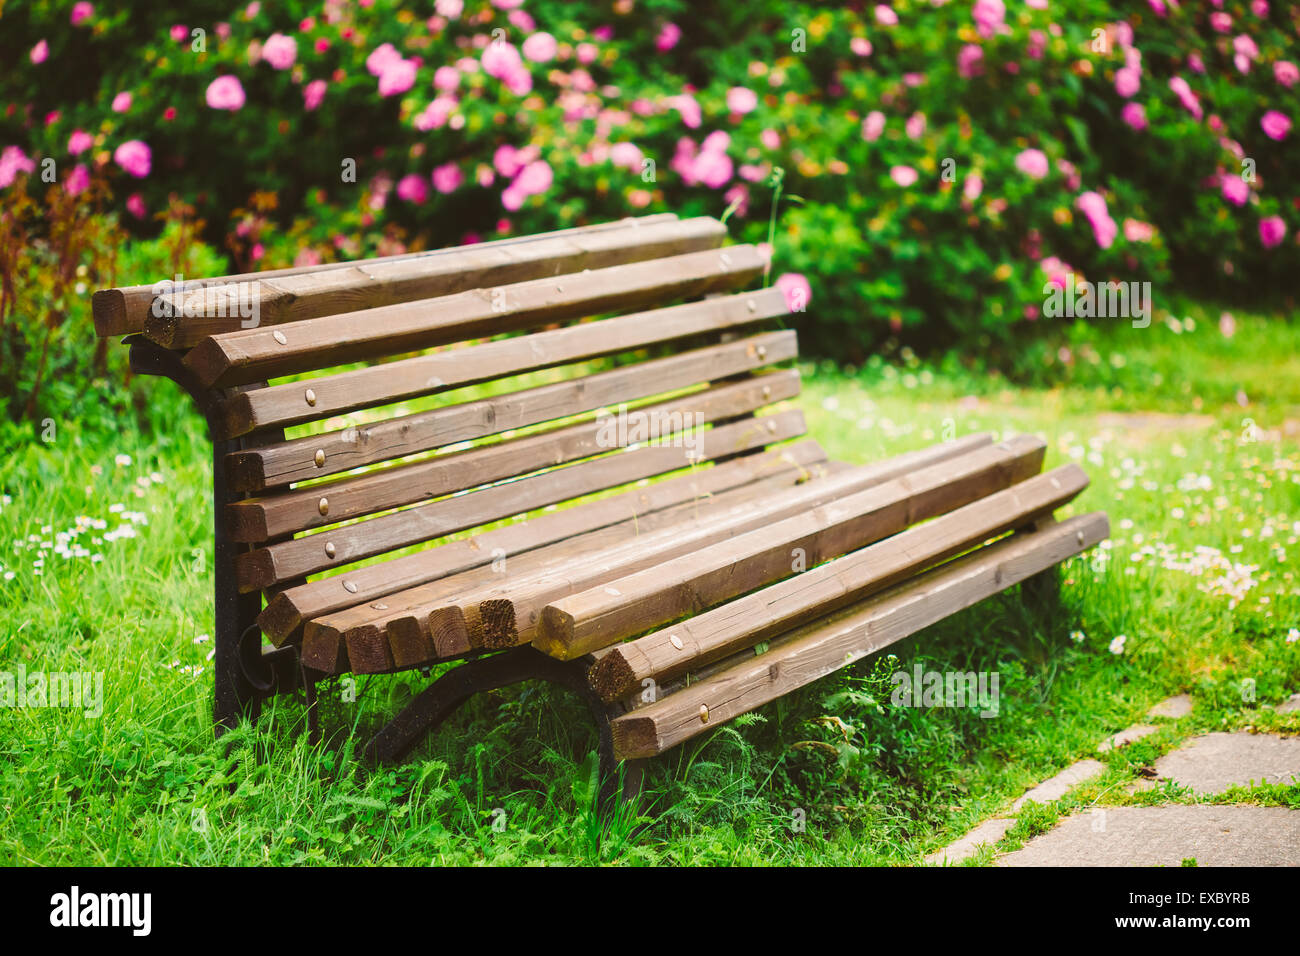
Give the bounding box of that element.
[875,5,898,26]
[31,40,49,64]
[1076,191,1117,248]
[396,174,428,204]
[694,148,733,189]
[760,128,780,150]
[957,44,984,79]
[170,24,188,43]
[1014,148,1049,179]
[726,87,758,114]
[303,79,327,111]
[905,112,926,140]
[1121,102,1147,131]
[206,76,246,111]
[862,110,885,142]
[1115,66,1140,98]
[963,174,983,201]
[432,162,463,194]
[774,273,811,313]
[851,37,872,57]
[1122,219,1154,242]
[1219,312,1236,338]
[366,44,404,76]
[610,142,643,171]
[1209,12,1231,32]
[656,23,681,52]
[890,165,917,187]
[433,66,460,91]
[670,94,702,129]
[262,33,297,70]
[972,0,1005,38]
[71,2,94,26]
[62,164,89,196]
[522,32,557,63]
[126,193,146,219]
[113,139,151,178]
[1274,61,1299,88]
[1221,175,1249,206]
[1261,110,1291,141]
[68,130,93,155]
[1258,216,1286,248]
[112,91,132,113]
[436,0,463,17]
[0,146,36,188]
[1168,76,1202,119]
[378,59,417,97]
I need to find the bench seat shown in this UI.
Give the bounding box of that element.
[94,213,1107,785]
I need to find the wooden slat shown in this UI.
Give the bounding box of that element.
[226,331,800,493]
[609,512,1111,759]
[384,434,1000,660]
[93,214,679,337]
[216,281,781,439]
[188,244,774,388]
[588,464,1090,701]
[303,436,1003,673]
[236,409,808,592]
[228,369,801,542]
[318,464,842,675]
[490,434,1048,656]
[259,440,830,644]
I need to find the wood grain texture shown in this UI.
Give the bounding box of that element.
[610,512,1111,758]
[93,214,679,338]
[588,464,1090,700]
[224,332,798,493]
[186,245,773,387]
[141,216,715,347]
[227,368,802,542]
[261,439,830,645]
[533,435,1054,660]
[215,280,780,439]
[236,409,809,592]
[472,434,1031,652]
[322,464,839,675]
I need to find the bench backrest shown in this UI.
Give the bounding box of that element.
[95,214,805,621]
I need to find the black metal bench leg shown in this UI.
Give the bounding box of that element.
[364,647,644,802]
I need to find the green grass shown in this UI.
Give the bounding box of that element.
[1,302,1298,866]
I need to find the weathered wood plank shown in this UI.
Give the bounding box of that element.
[225,333,799,493]
[188,246,774,387]
[609,512,1111,759]
[216,284,782,439]
[496,434,1047,656]
[261,438,831,644]
[227,369,801,542]
[236,409,809,592]
[93,214,680,337]
[587,464,1090,700]
[324,464,837,675]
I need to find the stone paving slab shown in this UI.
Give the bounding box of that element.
[1148,732,1300,794]
[1012,759,1106,811]
[1147,694,1193,719]
[924,817,1015,866]
[998,805,1300,867]
[1274,693,1300,714]
[1098,724,1157,753]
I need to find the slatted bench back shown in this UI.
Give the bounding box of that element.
[97,215,804,634]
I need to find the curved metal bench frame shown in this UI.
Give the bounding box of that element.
[127,335,640,798]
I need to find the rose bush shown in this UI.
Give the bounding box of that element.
[1,0,1296,371]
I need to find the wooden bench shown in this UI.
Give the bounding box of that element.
[93,213,1108,793]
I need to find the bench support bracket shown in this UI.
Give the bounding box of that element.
[364,647,644,802]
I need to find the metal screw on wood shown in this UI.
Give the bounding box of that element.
[757,345,767,359]
[342,580,357,593]
[699,704,709,723]
[318,497,329,516]
[272,330,287,345]
[305,388,317,407]
[324,541,336,559]
[314,449,326,467]
[670,635,684,650]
